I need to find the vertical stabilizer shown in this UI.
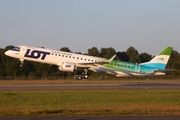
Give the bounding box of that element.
[140,46,173,70]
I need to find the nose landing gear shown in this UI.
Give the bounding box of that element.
[20,59,24,67]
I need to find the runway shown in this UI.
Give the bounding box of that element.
[0,83,180,90]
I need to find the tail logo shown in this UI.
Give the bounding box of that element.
[157,58,165,61]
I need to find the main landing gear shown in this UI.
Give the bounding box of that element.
[74,68,89,80]
[81,69,89,79]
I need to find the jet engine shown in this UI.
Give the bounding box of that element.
[58,62,76,72]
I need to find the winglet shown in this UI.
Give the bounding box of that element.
[105,55,116,63]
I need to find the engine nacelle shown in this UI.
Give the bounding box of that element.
[58,62,76,72]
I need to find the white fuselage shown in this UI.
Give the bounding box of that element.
[5,45,170,77]
[5,46,106,72]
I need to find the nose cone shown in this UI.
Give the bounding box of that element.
[4,50,10,56]
[4,50,20,58]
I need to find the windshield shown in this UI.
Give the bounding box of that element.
[11,47,20,52]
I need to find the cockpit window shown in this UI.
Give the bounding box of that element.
[11,47,20,52]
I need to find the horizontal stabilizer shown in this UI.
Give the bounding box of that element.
[154,69,175,74]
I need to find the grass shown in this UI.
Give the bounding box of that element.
[0,90,180,116]
[0,79,180,116]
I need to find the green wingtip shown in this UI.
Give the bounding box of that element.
[158,46,173,55]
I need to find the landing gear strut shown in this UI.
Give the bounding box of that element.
[81,69,89,79]
[20,59,24,67]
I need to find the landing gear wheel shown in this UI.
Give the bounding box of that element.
[84,74,88,79]
[81,74,88,79]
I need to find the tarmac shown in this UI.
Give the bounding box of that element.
[0,83,180,90]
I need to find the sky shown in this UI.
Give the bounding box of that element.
[0,0,180,55]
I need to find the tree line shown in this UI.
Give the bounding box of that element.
[0,45,180,79]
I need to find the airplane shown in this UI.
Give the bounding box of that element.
[5,45,173,79]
